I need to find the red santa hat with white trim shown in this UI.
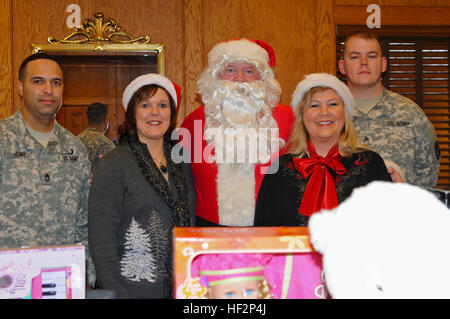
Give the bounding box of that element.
[291,73,355,116]
[122,73,182,111]
[207,38,276,73]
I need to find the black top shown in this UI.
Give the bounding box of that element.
[254,150,392,227]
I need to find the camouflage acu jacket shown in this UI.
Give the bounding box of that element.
[353,88,440,187]
[0,109,96,286]
[77,128,115,170]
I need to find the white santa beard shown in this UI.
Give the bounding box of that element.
[208,80,264,128]
[217,163,256,226]
[204,81,276,226]
[206,80,280,164]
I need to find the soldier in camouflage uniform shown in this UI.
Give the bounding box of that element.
[0,53,96,287]
[77,102,115,171]
[339,31,440,187]
[351,88,440,187]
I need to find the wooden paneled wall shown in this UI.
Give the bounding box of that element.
[0,0,450,122]
[335,0,450,26]
[2,0,450,122]
[0,0,13,120]
[2,0,184,120]
[0,0,335,124]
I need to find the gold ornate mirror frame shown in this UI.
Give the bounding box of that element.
[31,12,165,74]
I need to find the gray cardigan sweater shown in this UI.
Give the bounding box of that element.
[88,139,196,299]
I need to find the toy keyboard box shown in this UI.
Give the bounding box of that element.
[0,244,85,299]
[173,227,326,299]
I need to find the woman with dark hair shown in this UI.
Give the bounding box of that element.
[88,74,196,299]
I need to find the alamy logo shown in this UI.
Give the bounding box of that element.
[170,120,282,174]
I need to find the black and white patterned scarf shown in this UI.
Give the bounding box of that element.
[127,134,191,227]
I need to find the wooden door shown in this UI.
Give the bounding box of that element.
[54,54,158,141]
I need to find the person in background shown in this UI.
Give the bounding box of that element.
[0,53,95,287]
[180,38,295,227]
[78,102,115,171]
[88,73,196,299]
[338,30,440,187]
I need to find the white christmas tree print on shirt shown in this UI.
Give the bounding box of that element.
[120,217,157,282]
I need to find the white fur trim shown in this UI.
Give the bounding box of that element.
[208,39,269,68]
[309,181,450,298]
[291,73,355,116]
[216,163,256,226]
[122,73,177,111]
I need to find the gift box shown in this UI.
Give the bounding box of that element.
[0,244,85,299]
[173,227,326,299]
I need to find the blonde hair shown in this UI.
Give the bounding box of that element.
[287,86,371,157]
[206,279,273,299]
[259,279,273,299]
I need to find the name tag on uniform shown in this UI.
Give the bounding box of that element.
[13,151,26,157]
[59,155,79,161]
[2,150,27,158]
[384,120,410,127]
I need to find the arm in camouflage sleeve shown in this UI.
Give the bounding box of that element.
[412,113,440,187]
[75,148,97,287]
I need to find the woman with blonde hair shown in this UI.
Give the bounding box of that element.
[254,73,391,226]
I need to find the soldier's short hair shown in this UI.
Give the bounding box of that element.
[343,30,383,55]
[19,53,62,82]
[87,102,109,125]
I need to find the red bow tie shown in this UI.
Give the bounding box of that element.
[292,141,346,217]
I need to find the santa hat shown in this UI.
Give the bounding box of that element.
[192,253,272,287]
[207,38,276,71]
[122,73,181,111]
[291,73,355,115]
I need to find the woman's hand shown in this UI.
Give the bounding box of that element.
[387,167,403,183]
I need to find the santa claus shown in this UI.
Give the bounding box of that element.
[180,38,295,226]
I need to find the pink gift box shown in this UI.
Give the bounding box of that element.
[0,244,85,299]
[173,227,326,299]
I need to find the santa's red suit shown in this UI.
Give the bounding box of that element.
[180,104,295,226]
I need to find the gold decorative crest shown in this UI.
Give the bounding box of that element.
[48,12,150,45]
[31,12,165,74]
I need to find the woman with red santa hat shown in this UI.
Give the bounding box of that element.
[254,72,391,226]
[88,74,196,299]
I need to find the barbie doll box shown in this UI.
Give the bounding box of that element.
[173,227,326,299]
[0,244,85,299]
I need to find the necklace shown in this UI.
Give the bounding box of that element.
[155,157,168,174]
